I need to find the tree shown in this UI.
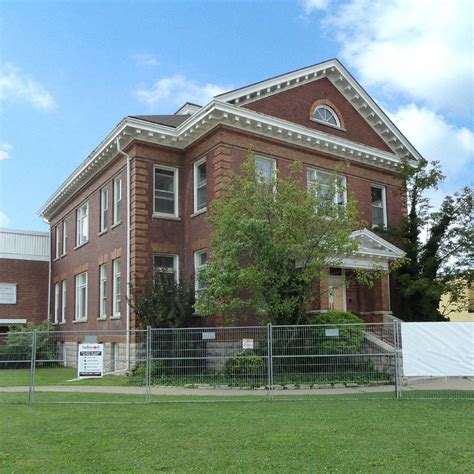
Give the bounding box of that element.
[196,153,387,325]
[395,159,473,321]
[131,271,195,328]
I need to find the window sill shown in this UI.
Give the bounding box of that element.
[310,118,347,132]
[61,253,67,258]
[191,208,207,218]
[371,224,388,230]
[111,221,122,229]
[97,316,107,321]
[74,241,89,250]
[53,257,60,262]
[73,319,88,324]
[98,229,108,237]
[59,322,66,325]
[152,213,181,221]
[110,315,121,320]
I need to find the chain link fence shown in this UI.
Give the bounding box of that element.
[0,322,472,403]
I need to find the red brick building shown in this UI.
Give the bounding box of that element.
[0,228,49,333]
[40,59,416,345]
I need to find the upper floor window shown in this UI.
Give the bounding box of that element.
[100,187,108,232]
[54,282,60,323]
[99,263,107,319]
[76,202,89,246]
[153,253,179,284]
[75,271,88,321]
[112,258,121,317]
[371,185,387,227]
[113,176,122,225]
[255,156,276,183]
[313,105,340,128]
[194,249,208,296]
[61,280,66,323]
[194,158,207,213]
[54,225,60,259]
[154,165,178,217]
[62,220,67,255]
[307,169,347,208]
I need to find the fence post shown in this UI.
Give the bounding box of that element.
[267,323,273,400]
[146,326,151,403]
[393,320,402,399]
[29,330,37,405]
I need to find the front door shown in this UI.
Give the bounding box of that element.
[328,269,346,311]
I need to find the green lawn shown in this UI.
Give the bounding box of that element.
[1,397,473,472]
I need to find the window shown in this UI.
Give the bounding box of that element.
[99,264,107,319]
[313,105,340,127]
[154,165,178,217]
[61,280,66,323]
[62,220,67,255]
[54,282,60,324]
[54,226,60,259]
[194,249,208,296]
[75,272,88,321]
[113,177,122,225]
[153,254,179,284]
[112,258,121,317]
[371,185,387,227]
[193,158,207,213]
[307,169,347,208]
[100,187,108,232]
[76,203,89,246]
[255,156,276,183]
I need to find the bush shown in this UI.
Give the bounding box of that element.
[222,351,265,384]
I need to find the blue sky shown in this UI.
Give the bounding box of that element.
[1,0,472,231]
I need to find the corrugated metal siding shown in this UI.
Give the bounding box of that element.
[0,229,50,261]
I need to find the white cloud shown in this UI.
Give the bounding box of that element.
[318,0,473,117]
[135,75,230,108]
[133,53,159,67]
[301,0,332,13]
[0,211,11,227]
[0,63,56,111]
[0,143,12,160]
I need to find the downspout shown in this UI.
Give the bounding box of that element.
[116,137,131,370]
[43,218,52,323]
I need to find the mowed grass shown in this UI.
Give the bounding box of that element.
[1,396,473,472]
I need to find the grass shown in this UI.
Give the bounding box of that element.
[1,395,473,472]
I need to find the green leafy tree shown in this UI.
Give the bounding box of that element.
[196,153,390,324]
[395,159,473,321]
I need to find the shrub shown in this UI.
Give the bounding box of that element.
[222,352,265,383]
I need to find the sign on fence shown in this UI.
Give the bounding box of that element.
[78,343,104,379]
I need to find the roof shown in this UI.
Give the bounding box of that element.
[128,114,190,127]
[0,228,49,261]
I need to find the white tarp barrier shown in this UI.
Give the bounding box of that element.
[401,322,474,376]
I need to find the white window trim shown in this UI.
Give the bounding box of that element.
[75,202,89,247]
[153,164,179,218]
[371,184,387,228]
[61,280,66,323]
[307,168,347,206]
[54,226,60,259]
[100,187,109,232]
[194,249,208,295]
[193,157,207,214]
[113,176,122,225]
[255,155,277,183]
[62,220,67,256]
[99,263,107,319]
[74,272,88,321]
[54,282,60,324]
[112,258,121,318]
[313,105,341,128]
[153,253,179,283]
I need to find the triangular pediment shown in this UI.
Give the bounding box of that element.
[350,229,406,259]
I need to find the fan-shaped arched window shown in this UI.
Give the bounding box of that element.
[313,105,340,127]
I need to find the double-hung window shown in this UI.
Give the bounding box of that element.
[76,203,89,246]
[255,156,276,183]
[112,259,121,317]
[99,264,107,319]
[153,254,179,284]
[54,282,60,324]
[193,158,207,213]
[62,220,67,255]
[54,226,60,259]
[100,187,108,232]
[113,177,122,225]
[371,185,387,227]
[154,165,178,217]
[307,169,347,208]
[75,272,88,321]
[194,249,208,296]
[61,280,66,323]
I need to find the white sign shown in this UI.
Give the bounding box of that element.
[202,332,216,340]
[401,322,474,377]
[242,338,254,349]
[0,283,17,304]
[325,328,339,337]
[78,343,104,379]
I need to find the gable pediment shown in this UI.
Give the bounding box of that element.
[351,229,406,259]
